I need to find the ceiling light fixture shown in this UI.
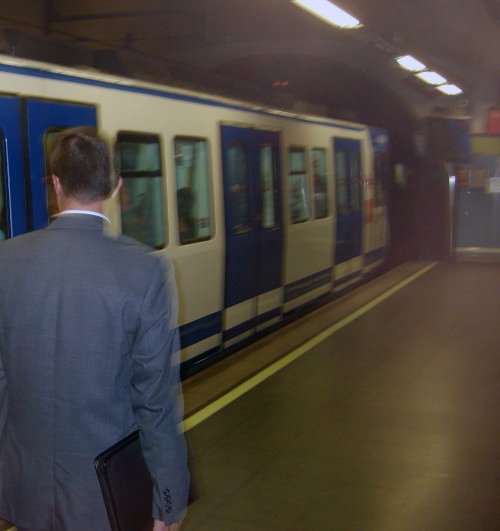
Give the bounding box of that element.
[396,55,426,72]
[436,84,463,95]
[397,55,463,96]
[415,71,448,85]
[291,0,361,29]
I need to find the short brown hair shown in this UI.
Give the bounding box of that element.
[50,127,114,204]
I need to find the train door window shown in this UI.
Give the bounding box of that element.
[335,151,348,214]
[117,132,166,249]
[43,129,62,219]
[259,145,277,229]
[288,147,309,223]
[312,148,328,218]
[349,149,362,212]
[0,133,7,240]
[174,137,213,244]
[227,141,251,234]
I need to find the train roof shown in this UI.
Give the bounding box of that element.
[0,54,368,133]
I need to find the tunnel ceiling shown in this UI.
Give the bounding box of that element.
[0,0,498,128]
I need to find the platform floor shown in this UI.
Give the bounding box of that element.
[181,261,500,530]
[2,261,499,530]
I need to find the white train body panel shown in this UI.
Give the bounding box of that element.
[282,124,334,286]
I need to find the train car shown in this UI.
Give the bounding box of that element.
[0,55,390,374]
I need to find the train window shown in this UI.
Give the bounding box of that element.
[44,129,62,219]
[288,147,309,223]
[227,141,251,234]
[349,150,362,212]
[335,151,348,214]
[374,153,388,207]
[174,137,213,244]
[312,148,328,219]
[117,132,166,249]
[259,145,277,229]
[0,134,7,241]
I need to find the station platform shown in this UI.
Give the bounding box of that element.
[1,260,498,530]
[180,260,500,530]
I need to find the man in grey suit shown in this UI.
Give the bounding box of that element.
[0,127,188,530]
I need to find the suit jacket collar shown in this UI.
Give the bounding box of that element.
[47,213,108,232]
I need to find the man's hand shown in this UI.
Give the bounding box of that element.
[153,518,182,531]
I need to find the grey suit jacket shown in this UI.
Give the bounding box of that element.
[0,214,189,530]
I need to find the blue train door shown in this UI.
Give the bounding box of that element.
[333,138,363,285]
[24,99,97,230]
[221,125,283,346]
[0,95,27,238]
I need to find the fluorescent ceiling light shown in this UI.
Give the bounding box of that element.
[436,84,463,95]
[396,55,426,72]
[292,0,361,29]
[415,71,447,85]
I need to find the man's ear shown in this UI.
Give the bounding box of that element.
[111,177,123,199]
[52,175,63,196]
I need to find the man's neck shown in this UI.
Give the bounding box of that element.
[59,198,104,214]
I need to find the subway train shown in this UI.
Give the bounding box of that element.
[0,55,391,374]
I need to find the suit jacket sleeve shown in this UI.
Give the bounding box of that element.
[129,256,189,524]
[0,352,6,441]
[0,341,7,497]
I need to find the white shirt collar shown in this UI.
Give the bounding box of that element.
[59,210,111,224]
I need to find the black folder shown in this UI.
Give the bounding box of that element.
[95,431,153,531]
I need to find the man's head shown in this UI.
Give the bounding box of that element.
[50,126,116,206]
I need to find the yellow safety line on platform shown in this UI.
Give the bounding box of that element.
[182,262,438,432]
